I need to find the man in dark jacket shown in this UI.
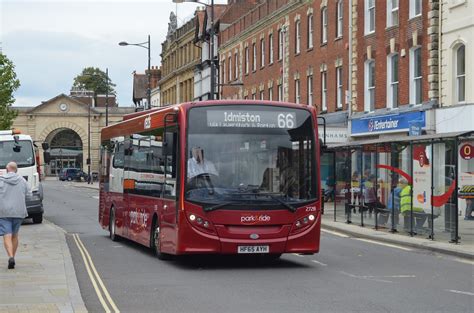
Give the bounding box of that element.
[0,162,30,269]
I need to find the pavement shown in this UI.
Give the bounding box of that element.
[0,220,87,313]
[321,213,474,260]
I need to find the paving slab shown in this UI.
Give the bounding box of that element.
[0,220,87,313]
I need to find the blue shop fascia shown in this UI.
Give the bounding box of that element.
[349,102,436,140]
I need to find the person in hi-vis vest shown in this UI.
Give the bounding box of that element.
[400,183,427,232]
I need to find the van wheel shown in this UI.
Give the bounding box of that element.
[151,219,172,260]
[32,214,43,224]
[109,207,120,242]
[67,176,73,181]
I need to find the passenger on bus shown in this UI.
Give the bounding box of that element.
[187,147,218,180]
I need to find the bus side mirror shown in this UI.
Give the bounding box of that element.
[162,132,174,156]
[43,152,51,164]
[42,142,49,150]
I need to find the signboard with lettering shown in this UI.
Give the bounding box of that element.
[318,127,348,144]
[207,110,297,129]
[351,111,426,136]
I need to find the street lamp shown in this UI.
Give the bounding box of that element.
[173,0,216,100]
[119,35,151,109]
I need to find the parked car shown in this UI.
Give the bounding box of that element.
[59,168,88,181]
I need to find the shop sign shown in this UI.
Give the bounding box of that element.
[460,143,473,160]
[351,111,426,136]
[318,127,348,143]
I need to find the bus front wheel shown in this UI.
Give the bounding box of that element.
[109,207,120,242]
[151,219,172,261]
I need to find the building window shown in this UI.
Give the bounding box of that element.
[260,38,265,68]
[410,47,422,105]
[387,0,399,27]
[269,87,273,101]
[307,75,313,106]
[295,20,301,54]
[365,60,375,111]
[456,44,466,103]
[252,93,256,100]
[410,0,422,18]
[295,79,301,104]
[387,54,399,108]
[222,60,226,84]
[336,66,343,109]
[278,29,284,60]
[321,7,328,44]
[245,47,249,75]
[365,0,375,34]
[260,90,265,100]
[228,57,232,82]
[321,71,327,111]
[278,83,283,101]
[234,52,239,80]
[252,43,257,72]
[269,34,274,64]
[308,14,314,49]
[336,0,343,38]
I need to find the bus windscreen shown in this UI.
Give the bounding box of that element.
[186,105,317,210]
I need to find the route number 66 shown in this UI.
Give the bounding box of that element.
[277,113,295,128]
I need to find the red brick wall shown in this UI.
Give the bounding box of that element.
[354,0,431,112]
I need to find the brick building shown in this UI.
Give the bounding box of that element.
[218,0,350,139]
[350,0,439,139]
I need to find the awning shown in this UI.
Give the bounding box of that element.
[327,131,474,150]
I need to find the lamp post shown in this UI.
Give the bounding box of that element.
[119,35,151,109]
[173,0,215,100]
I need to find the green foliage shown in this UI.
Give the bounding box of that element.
[72,67,116,94]
[0,53,20,130]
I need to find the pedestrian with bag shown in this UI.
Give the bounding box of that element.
[0,162,30,269]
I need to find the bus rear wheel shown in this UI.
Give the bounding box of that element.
[152,220,172,261]
[109,207,120,242]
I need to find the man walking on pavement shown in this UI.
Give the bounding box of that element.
[0,162,30,269]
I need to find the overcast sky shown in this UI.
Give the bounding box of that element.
[1,0,224,107]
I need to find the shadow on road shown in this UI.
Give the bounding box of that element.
[111,235,312,270]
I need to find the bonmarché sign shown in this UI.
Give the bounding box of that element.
[351,111,426,136]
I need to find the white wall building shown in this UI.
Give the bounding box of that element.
[150,86,161,108]
[439,0,473,108]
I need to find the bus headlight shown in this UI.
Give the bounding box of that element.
[291,214,318,235]
[187,213,216,235]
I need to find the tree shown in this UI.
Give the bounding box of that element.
[72,67,116,94]
[0,53,20,130]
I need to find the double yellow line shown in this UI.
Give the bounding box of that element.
[72,233,120,313]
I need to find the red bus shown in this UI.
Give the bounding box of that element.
[99,100,322,259]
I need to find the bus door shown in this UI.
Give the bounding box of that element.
[110,141,126,237]
[161,127,179,251]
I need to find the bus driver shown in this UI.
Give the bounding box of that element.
[187,147,218,180]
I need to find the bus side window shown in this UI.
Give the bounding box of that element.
[113,143,124,169]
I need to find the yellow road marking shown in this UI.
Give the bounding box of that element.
[354,238,413,251]
[73,234,120,312]
[73,234,111,313]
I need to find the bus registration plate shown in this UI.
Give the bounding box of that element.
[238,245,269,254]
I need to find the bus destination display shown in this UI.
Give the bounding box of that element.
[207,110,297,129]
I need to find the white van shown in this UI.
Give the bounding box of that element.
[0,130,44,223]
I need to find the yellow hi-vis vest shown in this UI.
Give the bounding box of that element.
[400,185,424,214]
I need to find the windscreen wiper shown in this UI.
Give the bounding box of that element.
[204,201,238,212]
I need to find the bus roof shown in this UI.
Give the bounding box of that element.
[101,100,317,142]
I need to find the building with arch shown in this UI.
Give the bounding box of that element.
[12,93,135,176]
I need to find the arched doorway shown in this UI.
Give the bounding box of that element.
[45,128,83,175]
